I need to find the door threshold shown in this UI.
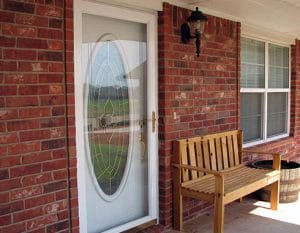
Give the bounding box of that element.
[122,219,157,233]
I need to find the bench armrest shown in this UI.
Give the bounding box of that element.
[243,150,280,157]
[172,163,223,177]
[243,150,281,170]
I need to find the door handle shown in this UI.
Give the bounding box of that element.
[137,112,156,161]
[139,111,157,133]
[138,119,146,161]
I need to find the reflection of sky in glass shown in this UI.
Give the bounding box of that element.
[92,41,126,87]
[91,40,146,87]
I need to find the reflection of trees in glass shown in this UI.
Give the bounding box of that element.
[88,85,129,118]
[89,85,128,100]
[87,40,130,196]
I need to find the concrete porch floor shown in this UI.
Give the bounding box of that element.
[167,194,300,233]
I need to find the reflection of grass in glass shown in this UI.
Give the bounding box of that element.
[91,143,128,194]
[88,99,129,117]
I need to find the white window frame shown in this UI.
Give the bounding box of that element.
[240,36,291,148]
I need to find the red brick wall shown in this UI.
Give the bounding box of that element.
[290,39,300,162]
[0,0,78,232]
[157,2,300,230]
[158,3,240,227]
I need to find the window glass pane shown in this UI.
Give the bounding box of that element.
[241,93,263,143]
[267,93,288,137]
[241,38,265,88]
[269,44,289,88]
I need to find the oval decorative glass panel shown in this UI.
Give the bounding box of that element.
[86,40,131,199]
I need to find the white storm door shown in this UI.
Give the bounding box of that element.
[74,2,158,233]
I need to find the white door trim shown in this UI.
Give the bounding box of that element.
[74,1,158,232]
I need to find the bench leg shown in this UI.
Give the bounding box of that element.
[270,180,280,210]
[173,166,183,231]
[214,194,225,233]
[173,191,183,231]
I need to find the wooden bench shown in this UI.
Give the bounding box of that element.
[172,130,281,233]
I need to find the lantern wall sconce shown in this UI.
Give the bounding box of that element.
[181,7,208,57]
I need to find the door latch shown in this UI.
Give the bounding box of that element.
[139,111,157,133]
[152,111,156,133]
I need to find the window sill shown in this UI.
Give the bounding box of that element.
[243,133,290,148]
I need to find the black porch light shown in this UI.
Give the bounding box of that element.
[181,7,208,57]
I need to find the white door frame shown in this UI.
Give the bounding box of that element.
[74,1,158,232]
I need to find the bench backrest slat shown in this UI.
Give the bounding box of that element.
[209,139,217,171]
[203,140,211,171]
[195,141,204,177]
[173,130,243,182]
[181,142,189,182]
[188,142,198,179]
[232,133,240,165]
[215,137,223,170]
[221,136,229,169]
[227,135,235,167]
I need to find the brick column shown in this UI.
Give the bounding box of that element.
[158,3,239,227]
[291,39,300,162]
[0,0,78,232]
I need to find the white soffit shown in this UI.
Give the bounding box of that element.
[87,0,299,44]
[91,0,163,11]
[180,0,299,44]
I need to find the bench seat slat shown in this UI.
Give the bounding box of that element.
[182,166,279,198]
[224,172,280,204]
[182,174,214,187]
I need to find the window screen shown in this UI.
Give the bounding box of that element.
[269,44,289,88]
[241,38,265,88]
[241,93,263,142]
[267,93,288,137]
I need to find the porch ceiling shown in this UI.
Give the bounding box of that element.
[181,0,300,42]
